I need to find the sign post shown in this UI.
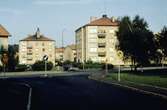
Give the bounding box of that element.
[43,55,48,72]
[1,53,8,76]
[117,51,123,82]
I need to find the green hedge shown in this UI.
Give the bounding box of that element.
[15,64,27,72]
[0,66,2,72]
[32,61,53,71]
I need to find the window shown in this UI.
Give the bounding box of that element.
[109,48,114,52]
[109,30,115,34]
[89,34,97,38]
[89,48,97,52]
[89,38,97,42]
[42,48,45,52]
[27,53,33,55]
[21,48,26,51]
[89,43,97,48]
[89,29,97,33]
[49,42,53,45]
[98,43,106,48]
[27,58,33,61]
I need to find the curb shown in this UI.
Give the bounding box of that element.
[124,80,167,91]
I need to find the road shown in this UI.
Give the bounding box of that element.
[0,74,167,110]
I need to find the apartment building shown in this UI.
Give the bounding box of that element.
[63,44,76,62]
[19,28,55,65]
[75,15,124,65]
[0,24,10,51]
[55,47,64,61]
[0,24,10,65]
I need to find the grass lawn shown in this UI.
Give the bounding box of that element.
[105,72,167,88]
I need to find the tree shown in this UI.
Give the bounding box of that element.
[8,45,19,71]
[0,45,8,71]
[116,15,156,70]
[159,26,167,57]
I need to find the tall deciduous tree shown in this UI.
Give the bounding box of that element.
[116,15,156,70]
[159,26,167,57]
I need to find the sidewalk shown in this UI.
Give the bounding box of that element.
[0,71,90,78]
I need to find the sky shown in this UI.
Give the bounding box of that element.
[0,0,167,47]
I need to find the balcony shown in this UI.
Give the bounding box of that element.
[27,53,33,55]
[98,43,106,48]
[98,31,106,38]
[98,33,106,38]
[98,39,106,43]
[98,48,105,52]
[98,52,106,57]
[27,46,32,49]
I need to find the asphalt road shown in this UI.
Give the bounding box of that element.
[0,75,167,110]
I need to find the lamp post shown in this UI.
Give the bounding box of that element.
[117,51,123,82]
[105,58,108,75]
[62,29,66,62]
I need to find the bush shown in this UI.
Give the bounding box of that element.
[102,63,114,70]
[0,65,3,72]
[15,64,27,72]
[32,61,53,71]
[55,60,62,66]
[77,62,102,69]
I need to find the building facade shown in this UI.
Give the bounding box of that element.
[0,24,10,51]
[19,28,55,65]
[0,24,10,65]
[63,44,76,62]
[55,47,64,61]
[75,15,124,65]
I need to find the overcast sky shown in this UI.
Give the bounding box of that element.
[0,0,167,47]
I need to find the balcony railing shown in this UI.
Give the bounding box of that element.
[98,43,106,48]
[98,52,106,57]
[98,48,106,52]
[98,39,106,43]
[98,33,106,38]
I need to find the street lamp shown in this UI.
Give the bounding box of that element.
[105,58,108,75]
[62,29,66,62]
[117,51,123,82]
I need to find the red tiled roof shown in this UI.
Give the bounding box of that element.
[76,15,119,31]
[55,48,64,53]
[0,24,10,37]
[86,17,119,26]
[20,34,54,41]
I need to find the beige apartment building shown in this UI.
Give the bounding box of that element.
[55,47,64,61]
[75,15,124,65]
[0,24,10,51]
[19,28,55,65]
[0,24,10,65]
[63,44,76,62]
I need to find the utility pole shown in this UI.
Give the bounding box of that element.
[105,58,108,75]
[62,29,66,62]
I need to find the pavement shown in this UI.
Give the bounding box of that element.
[0,74,167,110]
[0,70,91,78]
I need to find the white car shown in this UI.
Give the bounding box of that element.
[68,67,79,71]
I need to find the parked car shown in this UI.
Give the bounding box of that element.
[68,67,79,71]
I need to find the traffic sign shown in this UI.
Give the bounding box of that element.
[117,51,123,58]
[43,55,48,61]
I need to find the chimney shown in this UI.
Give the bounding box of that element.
[36,27,40,38]
[111,16,116,22]
[90,16,97,22]
[102,14,107,18]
